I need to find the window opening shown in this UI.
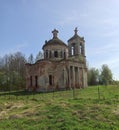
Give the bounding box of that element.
[71,46,75,56]
[81,45,83,55]
[54,51,58,58]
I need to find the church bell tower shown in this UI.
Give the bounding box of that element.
[68,27,85,57]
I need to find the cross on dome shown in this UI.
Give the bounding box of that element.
[74,27,78,35]
[52,29,59,38]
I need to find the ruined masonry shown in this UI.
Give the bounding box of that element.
[26,28,88,92]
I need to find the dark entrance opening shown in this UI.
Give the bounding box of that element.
[30,76,32,86]
[49,75,53,85]
[35,76,38,88]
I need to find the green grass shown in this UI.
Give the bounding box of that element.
[0,85,119,130]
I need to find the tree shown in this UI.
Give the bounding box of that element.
[0,52,26,91]
[0,57,4,69]
[88,67,99,85]
[35,51,43,62]
[100,64,112,85]
[28,54,34,64]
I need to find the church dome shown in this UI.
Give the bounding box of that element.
[42,29,68,60]
[42,29,68,49]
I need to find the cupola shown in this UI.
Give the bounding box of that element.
[42,29,68,60]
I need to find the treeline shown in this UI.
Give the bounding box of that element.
[88,64,113,86]
[0,52,26,91]
[0,51,43,91]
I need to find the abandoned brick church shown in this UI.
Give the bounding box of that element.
[26,28,87,91]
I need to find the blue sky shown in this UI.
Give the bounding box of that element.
[0,0,119,79]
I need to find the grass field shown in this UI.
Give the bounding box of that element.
[0,85,119,130]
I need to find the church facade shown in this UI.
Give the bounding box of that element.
[25,28,87,92]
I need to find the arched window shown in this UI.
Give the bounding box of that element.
[80,44,83,55]
[46,50,48,59]
[54,51,58,58]
[71,46,75,56]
